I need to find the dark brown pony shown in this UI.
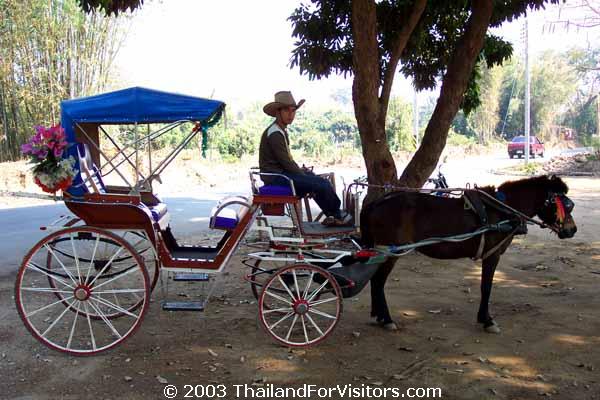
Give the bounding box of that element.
[360,175,577,333]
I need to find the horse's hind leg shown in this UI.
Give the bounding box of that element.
[370,258,398,330]
[478,253,501,333]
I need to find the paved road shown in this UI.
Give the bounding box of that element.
[0,191,238,277]
[0,147,590,277]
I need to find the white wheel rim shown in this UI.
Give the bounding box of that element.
[16,228,149,355]
[259,265,341,346]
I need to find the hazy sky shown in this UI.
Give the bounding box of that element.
[114,0,599,109]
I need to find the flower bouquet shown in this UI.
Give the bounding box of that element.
[21,125,77,193]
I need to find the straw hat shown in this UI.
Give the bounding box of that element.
[263,91,305,117]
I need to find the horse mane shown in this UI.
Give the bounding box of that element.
[497,175,569,194]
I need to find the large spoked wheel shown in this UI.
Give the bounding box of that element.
[46,229,159,297]
[259,263,342,347]
[15,227,150,356]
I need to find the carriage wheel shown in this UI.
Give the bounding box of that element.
[46,229,159,297]
[248,258,293,304]
[15,227,150,356]
[259,263,342,347]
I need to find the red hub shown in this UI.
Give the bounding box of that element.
[73,285,92,301]
[292,299,310,315]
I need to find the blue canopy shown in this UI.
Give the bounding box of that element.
[62,87,225,197]
[61,86,225,142]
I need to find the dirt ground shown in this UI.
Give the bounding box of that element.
[0,169,599,399]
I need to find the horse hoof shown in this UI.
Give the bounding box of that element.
[484,322,501,334]
[383,322,399,331]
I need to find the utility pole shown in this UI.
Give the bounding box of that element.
[524,16,531,164]
[413,88,419,148]
[596,92,600,137]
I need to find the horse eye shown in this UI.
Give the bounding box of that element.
[562,196,574,213]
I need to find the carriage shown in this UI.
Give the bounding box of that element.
[14,87,382,355]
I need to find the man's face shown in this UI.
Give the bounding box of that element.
[278,106,296,125]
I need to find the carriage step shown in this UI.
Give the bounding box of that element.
[161,301,205,312]
[172,273,209,282]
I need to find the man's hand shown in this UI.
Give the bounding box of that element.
[302,164,315,175]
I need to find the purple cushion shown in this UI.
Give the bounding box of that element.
[259,185,293,196]
[149,203,168,222]
[213,216,238,230]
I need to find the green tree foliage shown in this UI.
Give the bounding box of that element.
[468,64,504,144]
[497,51,578,140]
[288,0,554,190]
[561,46,600,139]
[386,97,414,151]
[0,0,127,161]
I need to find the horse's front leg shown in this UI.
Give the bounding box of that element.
[369,258,398,330]
[478,253,501,333]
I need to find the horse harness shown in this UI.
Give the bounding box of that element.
[463,189,527,260]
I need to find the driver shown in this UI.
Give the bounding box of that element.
[258,91,352,227]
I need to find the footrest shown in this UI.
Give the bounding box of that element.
[161,301,205,311]
[173,273,210,282]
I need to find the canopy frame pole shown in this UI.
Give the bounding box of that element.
[147,124,152,192]
[134,123,140,194]
[98,126,148,182]
[75,123,134,190]
[139,124,202,189]
[100,120,186,170]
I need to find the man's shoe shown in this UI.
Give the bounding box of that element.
[322,212,353,227]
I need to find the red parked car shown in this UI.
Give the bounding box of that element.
[507,136,544,159]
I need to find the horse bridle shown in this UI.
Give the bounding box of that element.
[543,192,574,229]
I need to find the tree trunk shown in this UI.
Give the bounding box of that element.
[398,0,494,188]
[351,0,398,198]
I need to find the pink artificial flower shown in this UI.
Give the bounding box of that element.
[42,128,53,140]
[21,143,33,154]
[53,147,63,158]
[47,140,55,150]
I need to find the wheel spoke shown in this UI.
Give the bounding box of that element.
[264,289,292,306]
[292,269,301,298]
[285,314,299,341]
[277,275,296,301]
[25,295,75,318]
[83,302,97,350]
[309,297,338,307]
[307,279,329,302]
[88,300,122,339]
[90,296,140,319]
[309,307,337,320]
[69,234,82,281]
[262,307,293,314]
[27,262,74,289]
[44,244,78,285]
[269,311,294,330]
[91,265,139,291]
[87,245,125,287]
[84,236,100,285]
[41,300,75,338]
[305,312,324,336]
[302,271,314,299]
[91,289,146,295]
[21,287,73,294]
[66,302,81,349]
[301,315,309,344]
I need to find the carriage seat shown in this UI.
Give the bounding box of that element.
[209,196,251,231]
[76,143,169,223]
[258,185,294,197]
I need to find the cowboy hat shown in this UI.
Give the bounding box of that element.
[263,91,305,117]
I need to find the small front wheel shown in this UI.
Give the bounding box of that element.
[259,263,342,347]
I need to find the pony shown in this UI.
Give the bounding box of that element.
[360,175,577,333]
